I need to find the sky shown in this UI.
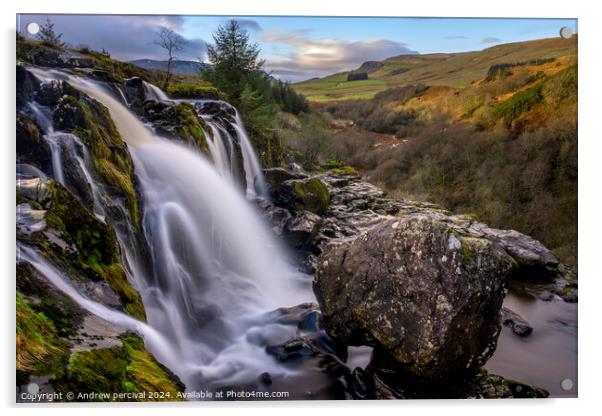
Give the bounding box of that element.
[19,14,577,82]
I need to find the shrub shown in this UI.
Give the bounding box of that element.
[166,83,225,100]
[494,82,543,123]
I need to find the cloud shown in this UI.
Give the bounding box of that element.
[481,36,502,44]
[260,32,417,82]
[20,14,206,61]
[223,18,262,32]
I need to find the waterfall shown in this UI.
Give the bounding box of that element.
[191,100,269,199]
[17,244,176,375]
[204,122,233,181]
[142,80,169,101]
[26,101,65,184]
[232,113,268,199]
[21,69,314,389]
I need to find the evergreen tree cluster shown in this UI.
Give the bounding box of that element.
[271,81,309,115]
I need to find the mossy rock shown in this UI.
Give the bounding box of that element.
[52,86,140,225]
[17,262,84,339]
[57,333,185,401]
[29,180,146,321]
[330,166,358,176]
[16,290,70,377]
[288,178,330,215]
[167,83,225,100]
[16,114,52,173]
[47,181,146,320]
[143,100,209,154]
[16,64,40,108]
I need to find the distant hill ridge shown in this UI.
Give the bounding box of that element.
[129,59,212,75]
[294,35,578,102]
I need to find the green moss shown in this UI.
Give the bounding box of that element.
[16,291,69,377]
[53,89,140,226]
[321,160,344,169]
[60,333,184,401]
[291,178,330,215]
[330,166,359,175]
[173,102,209,154]
[461,242,474,262]
[17,263,84,338]
[65,345,128,397]
[45,181,146,321]
[16,190,43,210]
[167,83,225,100]
[94,264,146,321]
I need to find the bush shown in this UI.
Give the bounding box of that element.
[271,81,309,115]
[166,83,225,100]
[494,82,543,123]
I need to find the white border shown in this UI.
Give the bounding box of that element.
[2,1,600,415]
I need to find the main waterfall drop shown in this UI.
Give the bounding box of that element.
[20,69,315,390]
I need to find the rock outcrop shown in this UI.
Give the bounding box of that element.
[315,215,515,382]
[143,100,209,153]
[501,307,533,337]
[261,168,572,397]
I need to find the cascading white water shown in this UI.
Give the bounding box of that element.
[190,100,269,199]
[232,113,269,199]
[142,80,169,101]
[25,99,106,221]
[22,68,315,390]
[26,101,65,184]
[17,244,176,374]
[204,122,233,181]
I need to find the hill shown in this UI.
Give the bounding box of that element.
[294,36,577,102]
[278,41,577,264]
[129,59,212,75]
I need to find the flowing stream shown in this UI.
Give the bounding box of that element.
[21,69,316,391]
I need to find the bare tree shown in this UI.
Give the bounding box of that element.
[154,28,185,90]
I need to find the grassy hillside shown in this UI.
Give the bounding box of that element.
[280,50,578,264]
[294,36,577,102]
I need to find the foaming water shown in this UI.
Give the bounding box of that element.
[132,138,313,387]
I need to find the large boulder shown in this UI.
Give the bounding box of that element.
[315,214,516,383]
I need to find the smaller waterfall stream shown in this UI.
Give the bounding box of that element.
[142,80,169,101]
[232,113,268,199]
[26,102,65,184]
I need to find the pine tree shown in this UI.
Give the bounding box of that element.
[203,20,264,104]
[36,18,65,48]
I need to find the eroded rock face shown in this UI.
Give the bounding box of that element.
[16,65,40,108]
[315,215,516,382]
[16,115,52,174]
